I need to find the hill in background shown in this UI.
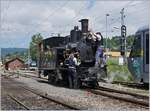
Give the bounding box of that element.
[1,48,28,59]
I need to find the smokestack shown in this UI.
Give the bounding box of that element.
[79,19,89,34]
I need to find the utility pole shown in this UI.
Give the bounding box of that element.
[0,48,2,65]
[0,48,2,61]
[121,8,125,26]
[28,47,30,70]
[120,8,127,64]
[106,14,110,53]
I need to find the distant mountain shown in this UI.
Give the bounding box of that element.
[1,48,28,58]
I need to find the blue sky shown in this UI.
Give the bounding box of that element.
[0,0,149,48]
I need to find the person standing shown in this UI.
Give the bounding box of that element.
[102,54,107,77]
[95,46,108,79]
[68,53,78,89]
[95,46,104,67]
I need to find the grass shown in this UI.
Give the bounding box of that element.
[106,57,134,82]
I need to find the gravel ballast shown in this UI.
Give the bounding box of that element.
[1,70,149,110]
[1,76,71,110]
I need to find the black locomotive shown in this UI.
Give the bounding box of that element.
[38,19,104,88]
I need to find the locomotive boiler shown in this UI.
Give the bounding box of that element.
[38,19,104,88]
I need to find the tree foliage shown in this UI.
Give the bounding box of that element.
[29,33,43,62]
[103,35,134,51]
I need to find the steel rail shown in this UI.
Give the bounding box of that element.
[3,70,47,81]
[21,86,81,110]
[112,81,149,90]
[4,71,149,100]
[98,78,149,90]
[8,94,30,110]
[88,88,149,107]
[4,75,81,110]
[97,86,149,99]
[4,71,148,107]
[21,74,47,81]
[112,81,143,86]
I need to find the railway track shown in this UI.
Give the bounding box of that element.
[21,73,47,81]
[21,86,81,110]
[8,94,30,110]
[100,78,149,90]
[19,73,149,107]
[87,86,149,107]
[112,81,149,90]
[1,72,83,110]
[7,86,80,110]
[3,71,149,108]
[3,70,47,81]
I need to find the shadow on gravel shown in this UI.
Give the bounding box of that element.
[36,79,96,90]
[36,80,69,88]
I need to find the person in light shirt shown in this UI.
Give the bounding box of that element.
[67,53,80,89]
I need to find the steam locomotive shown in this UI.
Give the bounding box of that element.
[38,19,104,88]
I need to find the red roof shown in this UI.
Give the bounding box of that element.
[5,57,24,65]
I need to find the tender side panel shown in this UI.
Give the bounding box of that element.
[39,49,56,69]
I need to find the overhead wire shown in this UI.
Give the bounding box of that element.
[1,0,11,31]
[2,1,148,37]
[40,0,70,24]
[92,1,133,32]
[28,0,71,37]
[30,1,137,36]
[94,1,136,24]
[62,1,88,29]
[93,1,144,35]
[51,1,88,36]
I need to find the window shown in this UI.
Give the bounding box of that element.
[130,35,141,57]
[146,33,149,64]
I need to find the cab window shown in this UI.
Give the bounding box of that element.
[130,34,141,57]
[146,33,149,64]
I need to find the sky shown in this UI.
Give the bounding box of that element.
[0,0,150,48]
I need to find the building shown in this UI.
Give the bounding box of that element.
[5,58,25,70]
[104,51,130,57]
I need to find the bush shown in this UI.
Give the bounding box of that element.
[106,57,133,82]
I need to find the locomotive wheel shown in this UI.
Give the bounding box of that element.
[89,81,99,88]
[38,70,41,78]
[77,79,82,88]
[48,74,57,84]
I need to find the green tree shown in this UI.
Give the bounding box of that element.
[111,36,120,50]
[126,35,134,51]
[103,35,134,51]
[30,33,43,63]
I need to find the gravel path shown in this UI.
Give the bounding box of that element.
[3,71,148,111]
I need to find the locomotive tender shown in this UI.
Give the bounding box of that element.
[38,19,103,87]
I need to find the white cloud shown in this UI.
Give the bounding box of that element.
[0,0,149,48]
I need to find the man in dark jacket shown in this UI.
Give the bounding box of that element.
[68,53,78,89]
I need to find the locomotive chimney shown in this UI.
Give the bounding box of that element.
[79,19,89,35]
